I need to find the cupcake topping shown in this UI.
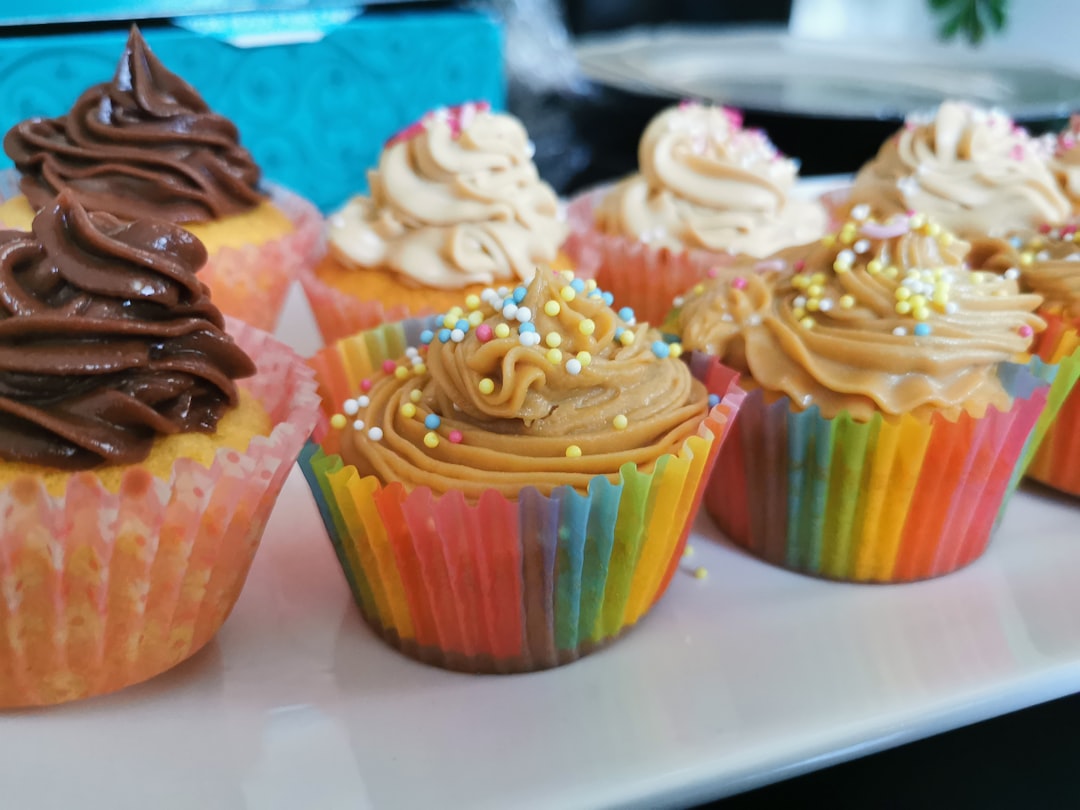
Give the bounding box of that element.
[1051,114,1080,212]
[847,101,1069,237]
[333,267,709,497]
[594,102,827,256]
[3,26,264,223]
[0,191,256,470]
[673,211,1044,420]
[975,225,1080,319]
[327,104,567,289]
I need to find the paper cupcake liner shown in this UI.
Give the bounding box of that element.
[564,188,737,326]
[199,184,324,333]
[694,353,1055,583]
[298,265,422,347]
[0,321,321,708]
[300,320,745,673]
[1024,312,1080,495]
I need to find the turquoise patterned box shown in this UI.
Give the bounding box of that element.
[0,10,504,211]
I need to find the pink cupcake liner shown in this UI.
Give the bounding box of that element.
[298,264,421,347]
[0,320,321,708]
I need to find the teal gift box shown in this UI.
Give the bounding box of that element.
[0,6,505,211]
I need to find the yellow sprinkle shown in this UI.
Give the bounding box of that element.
[811,273,826,285]
[821,234,836,247]
[683,544,694,558]
[586,279,597,290]
[800,316,815,329]
[565,444,582,458]
[792,275,809,290]
[410,389,423,403]
[913,307,929,321]
[1030,236,1045,249]
[619,330,635,346]
[793,306,806,320]
[884,266,899,279]
[467,310,484,327]
[494,323,511,339]
[546,348,563,364]
[413,363,426,375]
[478,378,495,395]
[560,286,576,302]
[447,306,463,318]
[909,213,926,229]
[895,287,912,301]
[938,231,953,247]
[544,300,561,317]
[330,414,347,430]
[561,269,575,281]
[970,272,985,285]
[613,414,628,430]
[1019,251,1034,266]
[867,259,882,275]
[465,294,480,310]
[400,403,417,418]
[576,351,592,366]
[833,261,851,273]
[394,366,409,380]
[806,299,820,312]
[839,231,856,245]
[839,294,855,309]
[692,283,706,294]
[895,301,912,315]
[668,342,683,359]
[423,431,440,449]
[545,332,562,348]
[925,222,941,237]
[693,566,708,580]
[442,314,456,329]
[910,294,927,308]
[807,284,823,297]
[578,318,596,336]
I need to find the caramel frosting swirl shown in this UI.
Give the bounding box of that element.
[594,103,827,256]
[673,210,1044,421]
[1051,115,1080,213]
[328,104,566,289]
[339,267,709,497]
[848,101,1069,238]
[0,191,256,470]
[3,27,263,223]
[973,227,1080,319]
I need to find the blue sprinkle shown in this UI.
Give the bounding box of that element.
[914,323,931,337]
[614,327,625,339]
[438,328,452,343]
[601,292,615,306]
[424,414,441,430]
[618,307,635,322]
[513,286,528,304]
[570,278,586,293]
[651,340,670,359]
[420,329,434,344]
[1008,236,1023,249]
[708,394,721,408]
[455,319,470,332]
[519,322,536,333]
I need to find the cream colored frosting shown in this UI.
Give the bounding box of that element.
[849,101,1069,238]
[594,103,827,256]
[1051,115,1080,213]
[673,210,1045,421]
[328,105,567,289]
[338,267,709,498]
[974,227,1080,319]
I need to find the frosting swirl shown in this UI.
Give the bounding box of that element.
[0,191,256,470]
[3,26,263,223]
[672,209,1044,420]
[328,104,567,289]
[594,103,827,256]
[848,101,1069,238]
[973,227,1080,319]
[337,267,708,497]
[1051,115,1080,213]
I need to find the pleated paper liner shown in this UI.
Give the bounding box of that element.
[301,319,745,673]
[1024,310,1080,495]
[0,321,322,708]
[694,353,1064,584]
[564,188,737,326]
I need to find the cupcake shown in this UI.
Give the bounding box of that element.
[0,192,320,707]
[300,267,743,673]
[1050,114,1080,215]
[842,101,1069,239]
[670,209,1067,583]
[972,228,1080,495]
[565,101,827,325]
[0,26,322,332]
[302,102,570,345]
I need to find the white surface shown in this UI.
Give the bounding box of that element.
[3,206,1080,809]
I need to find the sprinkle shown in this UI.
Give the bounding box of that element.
[834,249,855,271]
[945,302,959,314]
[892,326,907,336]
[576,351,592,367]
[619,330,635,346]
[513,286,527,304]
[545,332,562,348]
[683,544,694,558]
[1019,324,1034,338]
[413,362,426,376]
[818,299,834,312]
[394,366,410,380]
[570,278,586,293]
[693,567,708,580]
[502,303,518,320]
[494,323,511,339]
[450,328,466,343]
[449,430,463,444]
[353,420,365,431]
[800,316,816,329]
[382,360,398,374]
[565,444,582,458]
[343,399,360,416]
[613,414,628,430]
[651,340,670,358]
[578,318,596,336]
[793,295,807,309]
[330,414,347,430]
[807,284,823,297]
[895,301,912,315]
[668,342,683,359]
[420,329,434,344]
[424,414,441,430]
[560,286,576,302]
[438,328,452,343]
[478,378,495,394]
[618,306,635,323]
[468,310,484,327]
[566,358,582,375]
[519,321,536,333]
[546,348,563,364]
[851,203,871,221]
[423,431,440,449]
[519,331,541,347]
[544,300,561,317]
[405,347,419,358]
[601,292,615,306]
[1004,267,1021,280]
[867,259,882,275]
[853,239,871,254]
[465,294,480,310]
[895,287,912,301]
[1019,251,1034,266]
[839,295,855,309]
[410,389,423,403]
[821,234,836,247]
[708,394,721,408]
[792,275,810,290]
[357,395,370,408]
[361,378,373,392]
[400,403,417,418]
[476,323,494,343]
[731,276,747,290]
[368,427,384,441]
[516,306,533,323]
[914,323,931,337]
[454,318,469,332]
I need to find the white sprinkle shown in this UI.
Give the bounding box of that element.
[451,328,465,343]
[853,239,871,254]
[1004,267,1021,280]
[1036,250,1050,261]
[405,347,419,358]
[892,326,907,336]
[565,358,582,375]
[519,331,541,347]
[721,313,734,322]
[367,427,383,441]
[793,295,807,308]
[746,314,762,326]
[502,303,518,320]
[357,395,370,408]
[851,203,871,221]
[411,355,423,366]
[837,249,855,266]
[353,419,365,431]
[945,302,958,314]
[342,399,359,416]
[818,298,834,312]
[497,286,510,298]
[515,306,532,323]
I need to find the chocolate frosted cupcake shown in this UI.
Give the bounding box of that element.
[0,26,322,331]
[301,267,743,673]
[0,191,320,707]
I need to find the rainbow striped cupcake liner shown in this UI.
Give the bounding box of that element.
[1025,312,1080,495]
[694,353,1065,583]
[0,321,322,708]
[300,319,744,673]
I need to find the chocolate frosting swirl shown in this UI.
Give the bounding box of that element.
[3,26,263,223]
[0,191,256,470]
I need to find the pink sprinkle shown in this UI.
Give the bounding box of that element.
[360,378,373,392]
[476,323,494,343]
[707,266,720,279]
[1010,144,1025,161]
[1019,325,1034,338]
[794,260,806,273]
[731,276,747,290]
[723,107,743,129]
[385,101,491,146]
[381,360,397,374]
[904,121,916,131]
[448,430,463,444]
